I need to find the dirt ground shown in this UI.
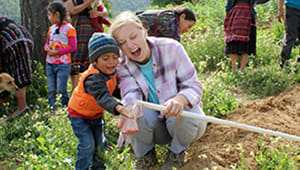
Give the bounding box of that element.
[181,83,300,170]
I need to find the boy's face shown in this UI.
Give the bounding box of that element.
[93,52,119,75]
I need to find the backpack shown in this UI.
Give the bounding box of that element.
[137,9,179,41]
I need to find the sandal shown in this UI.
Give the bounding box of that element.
[6,107,30,122]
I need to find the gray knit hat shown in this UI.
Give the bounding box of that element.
[88,33,119,63]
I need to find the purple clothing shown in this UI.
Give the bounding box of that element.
[117,37,203,112]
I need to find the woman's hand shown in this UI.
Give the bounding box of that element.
[162,95,189,116]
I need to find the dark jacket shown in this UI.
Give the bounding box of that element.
[84,65,121,115]
[225,0,270,16]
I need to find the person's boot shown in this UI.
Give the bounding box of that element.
[160,150,185,170]
[133,148,157,170]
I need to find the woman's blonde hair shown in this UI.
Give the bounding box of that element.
[109,11,144,39]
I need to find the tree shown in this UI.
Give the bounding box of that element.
[20,0,50,68]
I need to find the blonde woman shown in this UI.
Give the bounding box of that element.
[109,11,207,170]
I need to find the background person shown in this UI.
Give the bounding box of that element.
[278,0,300,69]
[43,1,77,113]
[0,17,33,120]
[224,0,269,73]
[109,11,207,170]
[137,7,196,42]
[63,0,109,89]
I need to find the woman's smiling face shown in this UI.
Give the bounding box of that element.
[115,24,151,64]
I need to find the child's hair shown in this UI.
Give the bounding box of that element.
[175,7,196,22]
[48,1,67,34]
[109,11,144,39]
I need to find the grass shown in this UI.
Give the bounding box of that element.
[1,0,300,169]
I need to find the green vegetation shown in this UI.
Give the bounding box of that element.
[1,0,300,169]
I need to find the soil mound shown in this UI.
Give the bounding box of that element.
[181,83,300,170]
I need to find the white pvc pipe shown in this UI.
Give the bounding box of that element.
[135,100,300,142]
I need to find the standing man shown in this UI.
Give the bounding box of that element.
[278,0,300,69]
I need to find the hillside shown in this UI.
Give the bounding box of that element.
[109,0,150,16]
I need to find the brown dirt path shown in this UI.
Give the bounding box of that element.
[181,83,300,170]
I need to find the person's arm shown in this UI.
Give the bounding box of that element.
[58,27,77,55]
[64,0,96,15]
[278,0,285,23]
[116,61,144,106]
[84,73,129,116]
[57,36,77,56]
[89,3,108,18]
[42,35,50,54]
[162,41,203,116]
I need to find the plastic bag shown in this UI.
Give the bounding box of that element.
[117,104,142,147]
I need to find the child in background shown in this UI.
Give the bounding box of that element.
[44,1,77,112]
[87,0,111,32]
[68,33,132,169]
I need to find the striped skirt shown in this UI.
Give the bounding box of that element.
[71,15,96,75]
[224,2,256,55]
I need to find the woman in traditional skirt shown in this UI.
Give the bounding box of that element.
[63,0,109,89]
[224,0,269,73]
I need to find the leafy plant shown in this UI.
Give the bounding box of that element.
[256,139,300,169]
[234,65,296,98]
[201,71,238,118]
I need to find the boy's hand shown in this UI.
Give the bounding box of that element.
[115,104,133,119]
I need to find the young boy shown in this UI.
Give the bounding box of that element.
[68,33,131,169]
